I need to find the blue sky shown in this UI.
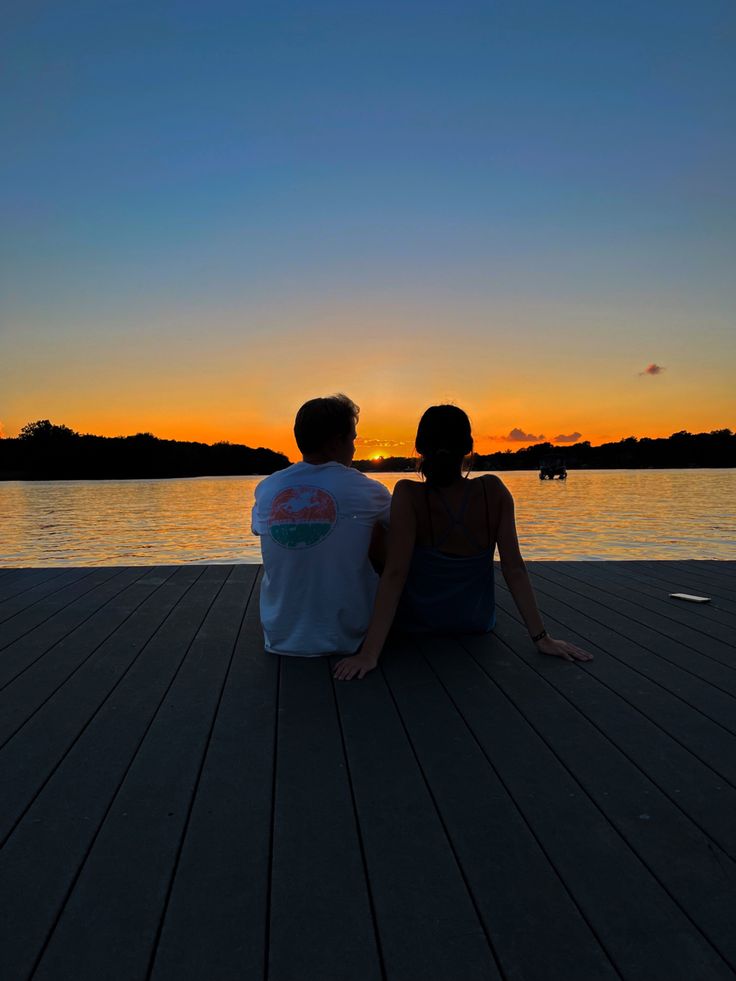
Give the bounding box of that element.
[2,0,734,454]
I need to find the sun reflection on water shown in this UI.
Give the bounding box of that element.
[1,470,734,566]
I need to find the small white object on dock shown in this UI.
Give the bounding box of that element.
[669,593,711,603]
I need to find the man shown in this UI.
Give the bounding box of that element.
[251,393,391,657]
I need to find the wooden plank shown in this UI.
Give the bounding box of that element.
[1,561,733,981]
[0,566,137,657]
[149,572,278,981]
[488,607,736,861]
[460,626,736,970]
[696,561,736,580]
[647,563,736,614]
[0,567,71,605]
[333,643,501,981]
[604,563,736,621]
[381,640,617,981]
[0,567,97,624]
[519,568,736,719]
[494,583,736,786]
[533,564,736,684]
[553,562,736,647]
[0,565,226,981]
[423,636,734,980]
[670,560,736,584]
[561,561,736,629]
[528,564,736,694]
[0,564,207,843]
[530,563,735,667]
[0,568,66,599]
[267,654,383,981]
[30,566,254,981]
[0,569,25,588]
[631,562,736,610]
[604,569,736,628]
[0,567,178,746]
[663,559,736,584]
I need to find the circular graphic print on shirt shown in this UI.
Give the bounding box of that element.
[268,485,338,549]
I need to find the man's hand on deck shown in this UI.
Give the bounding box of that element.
[536,634,593,662]
[333,651,379,681]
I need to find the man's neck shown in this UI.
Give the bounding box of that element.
[301,454,343,466]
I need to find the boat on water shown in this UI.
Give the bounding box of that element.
[539,456,567,480]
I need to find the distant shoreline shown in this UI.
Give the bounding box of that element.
[354,429,734,473]
[0,421,290,482]
[1,421,733,479]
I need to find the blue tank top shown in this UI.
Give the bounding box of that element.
[395,480,496,635]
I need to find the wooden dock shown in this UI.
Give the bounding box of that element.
[0,561,734,981]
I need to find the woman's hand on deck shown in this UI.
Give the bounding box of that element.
[333,650,379,681]
[535,634,593,662]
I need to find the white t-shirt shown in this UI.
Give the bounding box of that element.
[251,462,392,656]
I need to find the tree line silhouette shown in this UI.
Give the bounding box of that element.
[0,421,290,480]
[354,429,735,473]
[1,421,732,480]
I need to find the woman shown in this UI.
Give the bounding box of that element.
[334,404,592,680]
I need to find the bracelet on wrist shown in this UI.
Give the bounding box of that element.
[531,629,548,643]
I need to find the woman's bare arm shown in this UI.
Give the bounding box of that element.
[496,481,593,662]
[334,481,417,680]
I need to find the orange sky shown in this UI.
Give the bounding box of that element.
[2,297,733,462]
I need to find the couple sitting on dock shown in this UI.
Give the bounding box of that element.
[252,394,591,679]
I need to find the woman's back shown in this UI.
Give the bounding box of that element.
[411,474,503,556]
[395,475,502,634]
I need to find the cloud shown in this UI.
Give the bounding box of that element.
[552,432,582,443]
[490,428,546,442]
[639,363,665,376]
[355,436,414,448]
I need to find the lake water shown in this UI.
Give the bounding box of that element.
[1,470,734,566]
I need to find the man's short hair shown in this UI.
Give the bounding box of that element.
[294,393,360,454]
